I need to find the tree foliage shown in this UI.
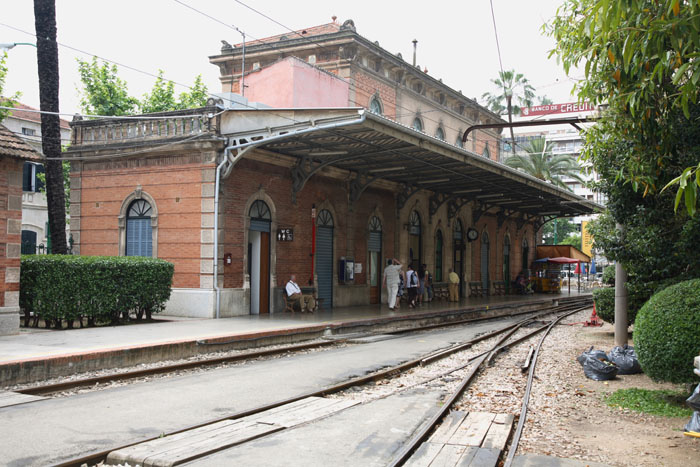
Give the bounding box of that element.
[541,217,579,244]
[77,57,139,116]
[548,0,700,215]
[504,137,583,189]
[77,59,208,116]
[481,69,535,115]
[0,52,22,122]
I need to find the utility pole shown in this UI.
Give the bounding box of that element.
[614,223,628,345]
[33,0,67,254]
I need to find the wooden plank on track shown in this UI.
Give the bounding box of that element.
[429,411,468,444]
[256,397,359,428]
[0,390,46,408]
[481,413,514,450]
[447,412,495,447]
[429,443,468,467]
[107,420,283,467]
[245,397,323,424]
[457,447,500,467]
[403,442,445,467]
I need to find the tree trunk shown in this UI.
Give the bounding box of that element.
[506,94,516,156]
[34,0,67,254]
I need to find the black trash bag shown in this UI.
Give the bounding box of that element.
[687,383,700,411]
[577,346,618,381]
[607,345,642,375]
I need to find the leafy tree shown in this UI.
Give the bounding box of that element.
[504,137,583,189]
[0,52,22,122]
[548,0,700,215]
[77,57,139,116]
[541,217,578,244]
[559,233,581,250]
[34,0,67,254]
[140,71,208,113]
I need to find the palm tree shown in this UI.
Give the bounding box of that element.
[481,70,536,155]
[34,0,67,254]
[504,138,584,190]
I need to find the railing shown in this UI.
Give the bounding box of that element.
[21,243,74,255]
[70,108,218,146]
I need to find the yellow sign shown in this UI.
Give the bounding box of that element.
[581,221,594,257]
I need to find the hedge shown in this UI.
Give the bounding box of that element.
[634,279,700,384]
[20,255,174,328]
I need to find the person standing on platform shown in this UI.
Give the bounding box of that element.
[286,274,316,312]
[448,268,460,302]
[382,258,402,310]
[423,264,434,302]
[417,264,426,306]
[406,263,419,308]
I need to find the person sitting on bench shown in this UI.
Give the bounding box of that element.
[285,274,316,312]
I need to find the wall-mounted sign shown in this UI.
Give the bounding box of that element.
[521,102,595,117]
[277,228,294,242]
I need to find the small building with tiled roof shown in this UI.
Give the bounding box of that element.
[0,123,43,335]
[1,101,71,255]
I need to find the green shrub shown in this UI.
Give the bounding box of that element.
[21,255,174,327]
[592,285,642,325]
[634,279,700,383]
[602,266,615,285]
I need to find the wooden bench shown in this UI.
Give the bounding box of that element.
[493,281,506,296]
[283,294,321,313]
[469,281,488,297]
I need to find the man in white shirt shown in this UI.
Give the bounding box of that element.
[285,274,316,312]
[382,258,402,310]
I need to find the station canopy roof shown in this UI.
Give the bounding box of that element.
[220,108,600,219]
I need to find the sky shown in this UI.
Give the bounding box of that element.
[1,0,581,117]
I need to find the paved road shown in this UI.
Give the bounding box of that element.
[0,316,516,466]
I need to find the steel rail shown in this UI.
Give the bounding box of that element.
[388,304,589,466]
[52,300,591,467]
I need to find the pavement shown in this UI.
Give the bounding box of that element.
[0,291,591,386]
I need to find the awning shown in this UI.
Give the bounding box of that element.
[536,245,591,263]
[534,257,581,264]
[221,108,601,219]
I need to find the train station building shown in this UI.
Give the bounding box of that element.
[65,19,597,318]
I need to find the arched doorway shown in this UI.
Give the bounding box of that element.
[503,235,511,293]
[126,199,153,257]
[453,220,464,297]
[522,237,530,272]
[481,231,490,294]
[317,209,334,308]
[248,200,271,315]
[408,210,422,270]
[368,216,382,304]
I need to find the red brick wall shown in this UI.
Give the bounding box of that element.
[77,160,209,288]
[0,158,23,307]
[220,158,396,289]
[351,70,397,120]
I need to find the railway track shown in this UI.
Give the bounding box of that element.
[50,297,591,466]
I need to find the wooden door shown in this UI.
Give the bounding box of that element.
[369,251,379,304]
[259,231,270,314]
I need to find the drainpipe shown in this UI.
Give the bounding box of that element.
[214,138,236,319]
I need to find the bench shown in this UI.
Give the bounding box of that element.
[493,281,506,296]
[283,294,322,313]
[469,281,488,297]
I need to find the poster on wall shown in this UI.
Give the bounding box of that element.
[581,221,594,257]
[354,263,362,274]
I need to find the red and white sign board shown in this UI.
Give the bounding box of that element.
[521,102,595,117]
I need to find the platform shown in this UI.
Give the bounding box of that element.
[0,291,591,386]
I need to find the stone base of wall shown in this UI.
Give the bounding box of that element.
[335,284,370,307]
[0,306,20,336]
[163,288,251,318]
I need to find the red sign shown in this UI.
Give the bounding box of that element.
[521,102,595,117]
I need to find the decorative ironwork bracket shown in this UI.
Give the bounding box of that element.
[396,183,420,212]
[348,170,380,208]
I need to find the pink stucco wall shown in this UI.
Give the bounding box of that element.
[245,57,350,108]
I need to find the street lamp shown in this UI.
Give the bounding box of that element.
[0,42,37,52]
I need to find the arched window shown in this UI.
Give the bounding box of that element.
[369,96,383,115]
[455,135,464,148]
[481,230,490,291]
[408,210,422,269]
[522,237,529,272]
[435,127,445,141]
[412,117,424,132]
[503,235,511,293]
[483,145,491,159]
[318,209,334,227]
[249,200,271,220]
[435,229,443,282]
[126,199,153,257]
